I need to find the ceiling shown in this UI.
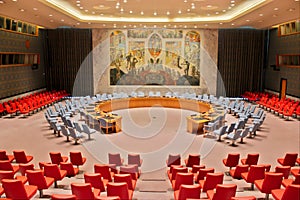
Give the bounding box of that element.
[0,0,299,29]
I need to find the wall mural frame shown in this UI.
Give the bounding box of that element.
[109,29,201,86]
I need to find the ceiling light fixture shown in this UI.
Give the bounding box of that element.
[140,11,144,15]
[33,8,38,10]
[166,11,170,15]
[154,12,157,16]
[0,1,4,3]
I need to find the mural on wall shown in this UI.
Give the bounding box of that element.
[109,29,201,86]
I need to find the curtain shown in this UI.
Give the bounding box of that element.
[42,28,93,96]
[217,29,265,97]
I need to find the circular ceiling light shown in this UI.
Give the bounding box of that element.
[93,5,110,10]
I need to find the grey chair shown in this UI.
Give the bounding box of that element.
[61,125,71,142]
[213,125,228,141]
[73,122,83,133]
[82,124,96,140]
[226,123,235,135]
[248,122,260,138]
[239,127,250,143]
[68,128,83,145]
[50,122,62,136]
[227,129,243,146]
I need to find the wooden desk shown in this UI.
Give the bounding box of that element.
[86,111,122,133]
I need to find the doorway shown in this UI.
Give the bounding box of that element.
[279,78,287,99]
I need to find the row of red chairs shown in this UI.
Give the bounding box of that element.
[0,90,68,118]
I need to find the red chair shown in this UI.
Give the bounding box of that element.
[0,160,19,174]
[5,104,17,117]
[26,169,55,198]
[185,154,200,167]
[0,170,28,184]
[119,165,139,180]
[114,173,136,190]
[69,151,86,169]
[84,173,106,192]
[169,166,188,182]
[190,164,206,174]
[195,167,215,182]
[106,182,133,200]
[282,174,300,187]
[199,172,224,192]
[291,168,300,176]
[174,184,201,200]
[19,163,35,176]
[108,153,124,166]
[166,154,181,167]
[51,194,77,200]
[223,153,240,171]
[43,163,67,188]
[254,172,283,199]
[271,184,300,200]
[230,196,256,200]
[13,150,33,164]
[229,164,249,179]
[2,179,38,200]
[277,153,298,167]
[241,165,265,190]
[50,152,68,165]
[128,153,143,167]
[94,164,114,183]
[0,150,14,162]
[0,186,4,196]
[71,182,101,199]
[275,166,291,179]
[60,162,79,177]
[172,172,194,191]
[206,184,237,200]
[241,153,259,166]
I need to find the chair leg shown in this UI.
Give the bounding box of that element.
[54,180,58,188]
[265,193,269,200]
[39,189,43,198]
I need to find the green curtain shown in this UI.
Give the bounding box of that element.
[42,28,93,96]
[217,29,266,97]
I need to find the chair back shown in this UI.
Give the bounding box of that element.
[0,170,14,182]
[2,179,34,199]
[167,154,181,167]
[281,184,300,200]
[177,184,201,200]
[0,150,9,161]
[94,164,113,182]
[19,163,34,176]
[246,165,265,183]
[275,166,291,179]
[114,174,135,190]
[245,153,259,165]
[128,154,142,166]
[196,168,215,182]
[84,173,106,192]
[202,172,224,192]
[120,165,138,180]
[0,160,14,171]
[13,150,30,163]
[191,165,205,173]
[50,152,65,165]
[171,167,188,181]
[261,172,283,193]
[71,183,95,199]
[224,153,240,168]
[107,182,130,200]
[283,153,298,166]
[185,154,200,167]
[26,170,48,189]
[212,184,237,200]
[108,153,123,166]
[70,152,85,166]
[230,165,249,179]
[226,123,235,134]
[73,122,83,132]
[173,172,194,191]
[44,163,63,180]
[60,162,78,177]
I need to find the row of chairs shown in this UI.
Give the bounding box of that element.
[0,90,68,118]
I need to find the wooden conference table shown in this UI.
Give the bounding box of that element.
[87,97,225,134]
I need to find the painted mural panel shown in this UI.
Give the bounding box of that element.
[109,29,200,86]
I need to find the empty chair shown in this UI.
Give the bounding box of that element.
[174,184,201,200]
[199,172,224,192]
[282,173,300,187]
[277,152,298,167]
[206,184,237,200]
[119,165,139,180]
[172,172,194,191]
[0,150,14,162]
[0,160,19,174]
[99,118,115,134]
[226,123,236,135]
[71,182,101,200]
[2,179,38,200]
[271,184,300,200]
[166,154,181,167]
[19,163,35,176]
[238,127,250,143]
[43,163,67,188]
[60,162,79,177]
[223,153,240,171]
[254,172,283,199]
[70,151,86,169]
[73,121,83,133]
[108,153,124,166]
[275,166,291,179]
[68,127,83,144]
[84,173,106,192]
[50,152,68,165]
[227,129,242,146]
[114,173,136,190]
[50,122,62,136]
[13,150,33,164]
[214,125,228,141]
[241,165,265,190]
[196,167,215,182]
[229,165,249,179]
[185,154,200,167]
[169,166,188,182]
[106,182,133,200]
[0,170,28,184]
[190,164,206,174]
[51,194,77,200]
[128,153,143,167]
[26,169,55,197]
[0,187,4,197]
[82,123,96,140]
[241,153,259,166]
[61,125,71,142]
[94,164,113,182]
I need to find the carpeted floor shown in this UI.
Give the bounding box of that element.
[0,102,299,200]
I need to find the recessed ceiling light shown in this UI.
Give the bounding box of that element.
[140,11,144,15]
[231,0,235,3]
[120,8,124,12]
[194,25,197,28]
[12,0,17,2]
[184,25,187,28]
[76,0,80,3]
[103,24,106,26]
[187,8,190,12]
[295,0,299,2]
[204,24,208,26]
[222,9,226,12]
[219,22,223,25]
[178,10,182,14]
[207,13,210,16]
[191,5,195,9]
[123,25,126,28]
[207,5,212,8]
[0,1,4,3]
[50,20,54,22]
[61,19,64,22]
[274,8,279,11]
[19,9,24,12]
[113,24,116,28]
[184,0,187,2]
[288,8,295,12]
[259,13,263,16]
[144,25,147,28]
[79,7,83,9]
[215,12,219,14]
[92,11,95,14]
[133,25,136,28]
[166,11,170,15]
[228,6,232,9]
[77,22,80,25]
[231,4,235,7]
[33,8,38,11]
[246,19,250,22]
[123,0,127,3]
[153,12,157,15]
[163,25,167,28]
[77,3,80,6]
[85,9,88,12]
[153,25,157,28]
[174,25,177,28]
[231,23,235,26]
[129,10,133,14]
